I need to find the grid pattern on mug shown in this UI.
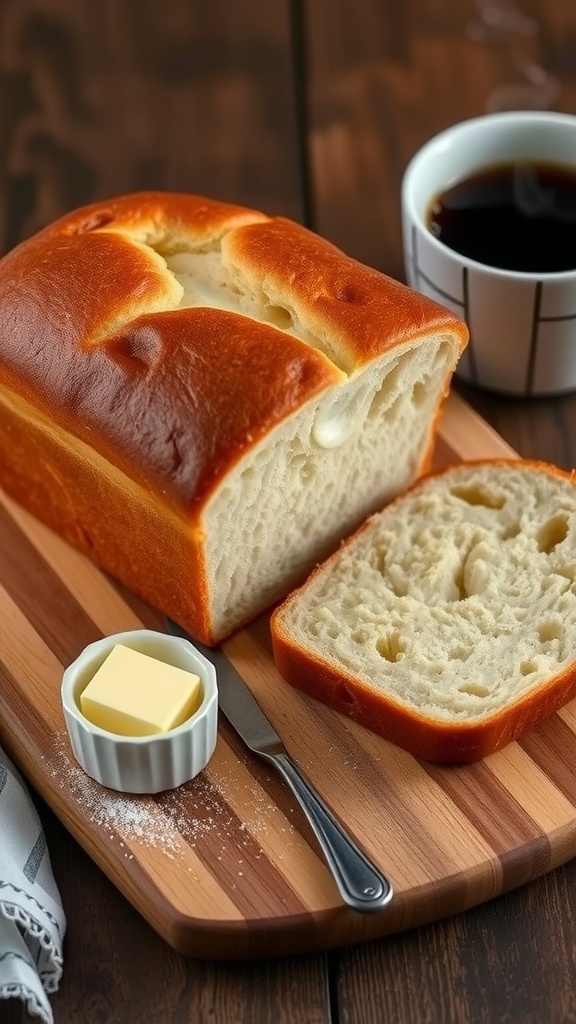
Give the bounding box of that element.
[410,225,576,395]
[534,295,576,395]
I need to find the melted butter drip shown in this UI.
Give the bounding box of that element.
[312,378,375,449]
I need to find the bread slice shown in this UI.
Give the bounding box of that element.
[0,191,467,644]
[271,459,576,762]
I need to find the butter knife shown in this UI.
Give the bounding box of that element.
[166,619,393,914]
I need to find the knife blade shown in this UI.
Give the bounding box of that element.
[166,619,393,914]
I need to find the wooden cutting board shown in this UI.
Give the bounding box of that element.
[2,391,576,959]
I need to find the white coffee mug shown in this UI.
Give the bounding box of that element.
[401,110,576,396]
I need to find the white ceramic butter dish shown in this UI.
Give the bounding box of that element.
[61,629,218,793]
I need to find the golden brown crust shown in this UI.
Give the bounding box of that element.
[225,217,467,370]
[47,190,269,244]
[0,190,468,514]
[1,307,343,512]
[0,191,468,643]
[0,193,344,511]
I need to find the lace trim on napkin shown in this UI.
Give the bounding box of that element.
[0,906,61,1024]
[0,890,64,991]
[1,965,52,1023]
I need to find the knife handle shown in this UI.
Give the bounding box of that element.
[269,751,393,913]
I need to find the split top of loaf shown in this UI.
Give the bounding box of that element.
[0,192,467,642]
[271,459,576,762]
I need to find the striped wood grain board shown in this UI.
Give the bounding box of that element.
[1,391,576,959]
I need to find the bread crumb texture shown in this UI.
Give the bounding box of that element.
[277,462,576,723]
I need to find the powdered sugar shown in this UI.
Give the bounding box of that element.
[42,733,293,863]
[43,735,182,856]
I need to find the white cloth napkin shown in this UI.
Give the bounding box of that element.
[0,745,66,1024]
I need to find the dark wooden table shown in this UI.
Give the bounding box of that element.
[3,1,576,1021]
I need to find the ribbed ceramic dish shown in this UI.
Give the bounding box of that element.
[61,629,218,793]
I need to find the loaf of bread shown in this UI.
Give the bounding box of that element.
[0,191,467,644]
[271,459,576,762]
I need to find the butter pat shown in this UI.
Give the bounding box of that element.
[80,644,202,736]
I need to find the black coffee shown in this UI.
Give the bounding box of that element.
[427,160,576,273]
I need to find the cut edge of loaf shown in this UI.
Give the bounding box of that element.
[203,328,460,640]
[270,459,576,763]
